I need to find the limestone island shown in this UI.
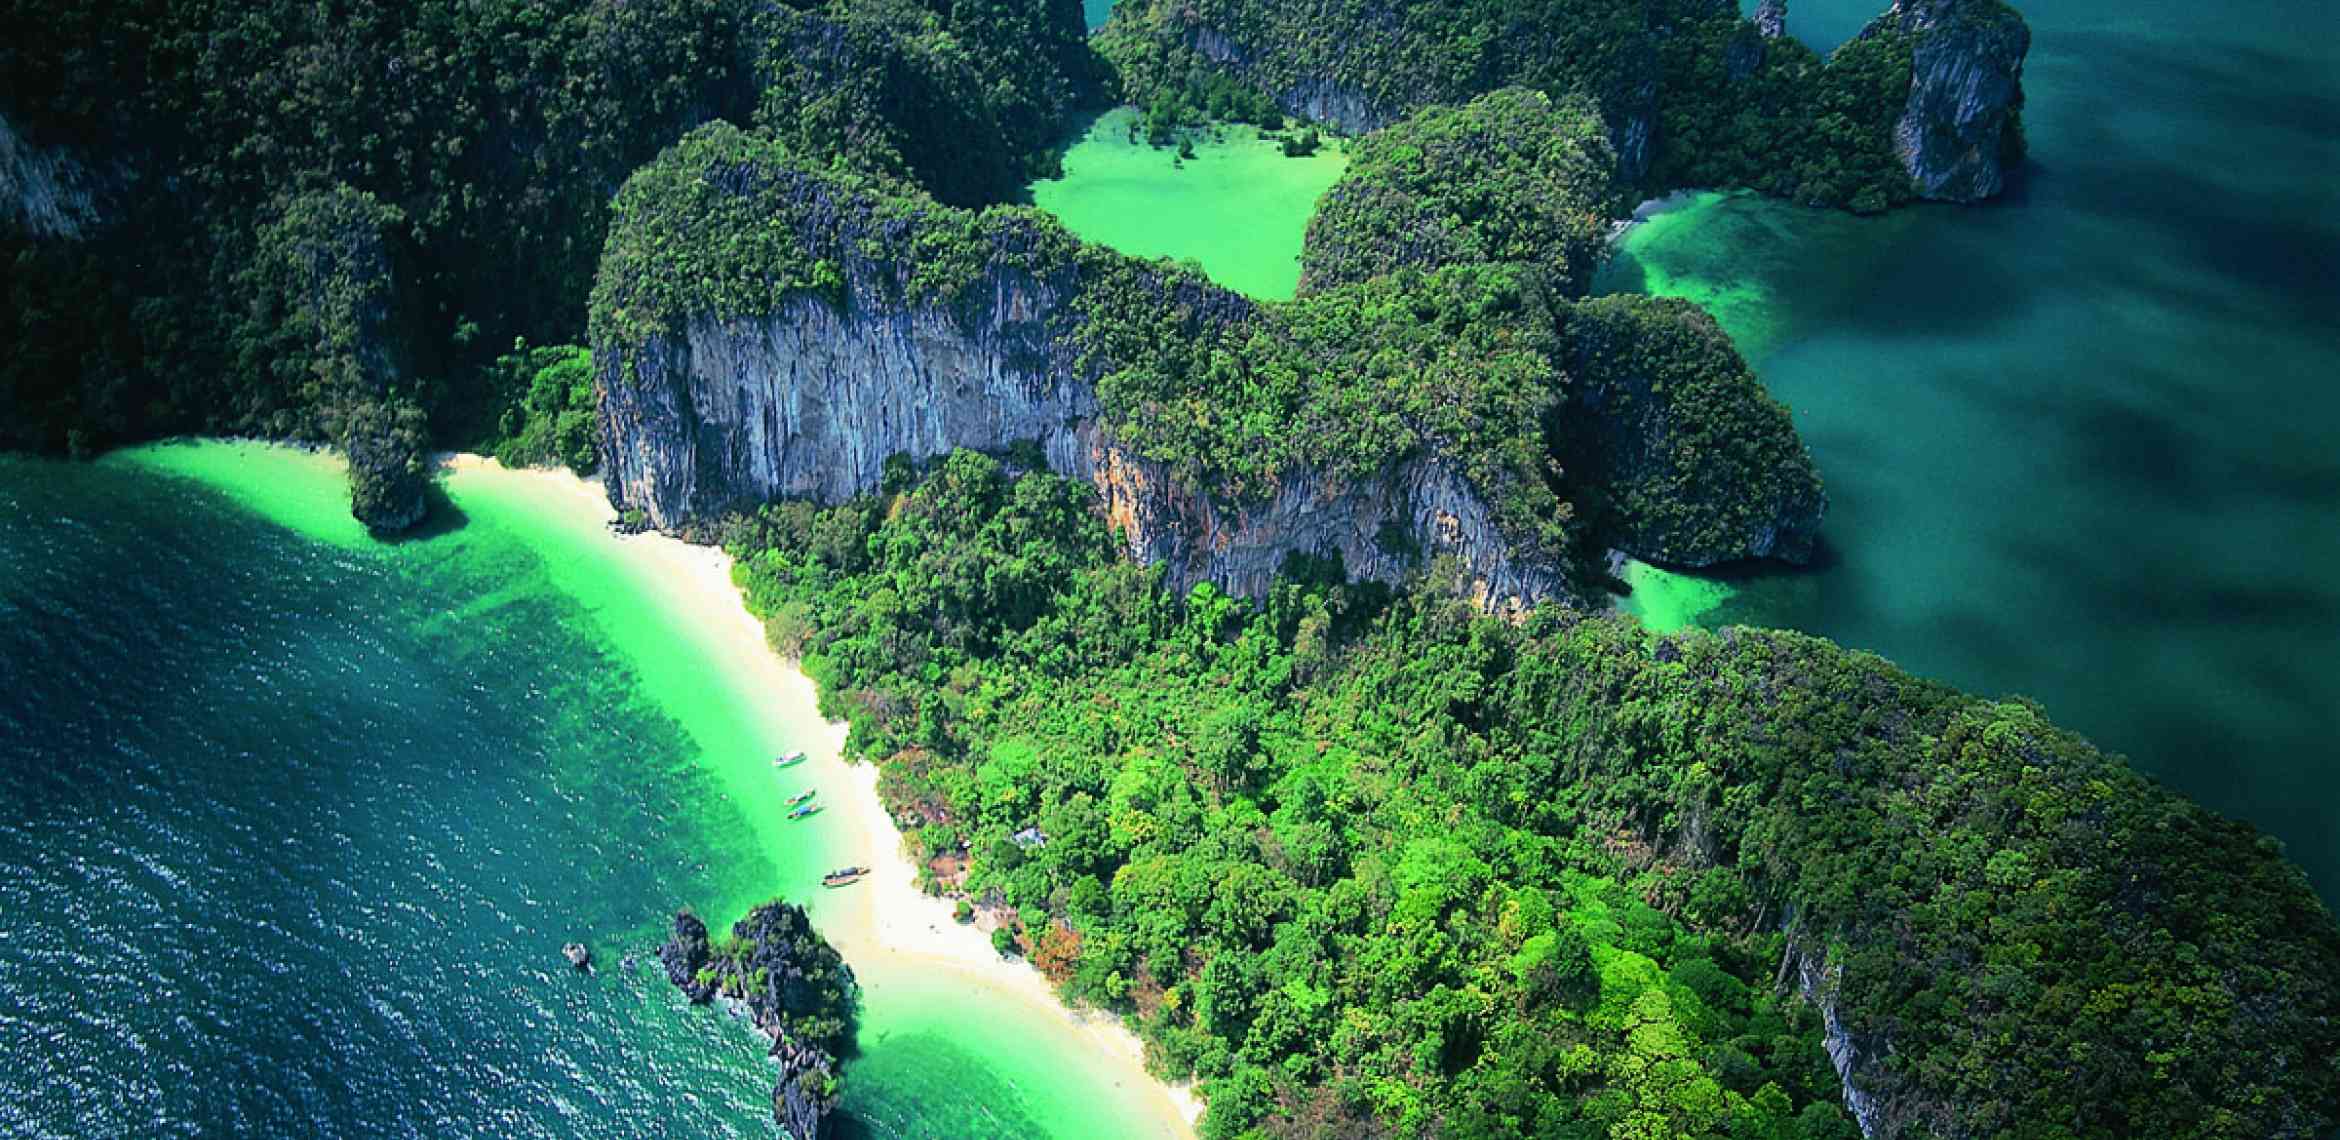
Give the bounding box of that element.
[659,904,858,1140]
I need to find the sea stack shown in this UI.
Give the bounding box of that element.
[658,905,856,1140]
[1873,0,2032,200]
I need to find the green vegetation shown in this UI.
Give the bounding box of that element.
[717,451,2340,1138]
[1,0,747,459]
[1096,0,1928,210]
[1646,18,1918,212]
[746,0,1095,206]
[238,185,430,530]
[480,342,598,474]
[1299,88,1621,298]
[0,0,1089,492]
[1137,69,1290,145]
[1555,296,1821,566]
[598,123,1813,581]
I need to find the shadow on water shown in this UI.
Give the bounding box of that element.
[379,479,471,543]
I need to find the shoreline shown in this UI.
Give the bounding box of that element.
[439,454,1206,1135]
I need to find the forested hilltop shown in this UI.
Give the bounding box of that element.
[1096,0,2029,209]
[715,452,2340,1140]
[0,0,1092,525]
[3,0,2019,530]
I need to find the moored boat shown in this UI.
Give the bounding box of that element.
[786,789,816,806]
[788,802,823,820]
[772,750,806,767]
[821,866,868,888]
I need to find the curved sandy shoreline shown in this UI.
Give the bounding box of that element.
[441,455,1204,1136]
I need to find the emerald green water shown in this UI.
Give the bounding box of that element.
[1029,108,1348,300]
[1617,0,2340,896]
[0,441,1173,1137]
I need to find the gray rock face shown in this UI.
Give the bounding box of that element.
[602,268,1094,517]
[599,269,1579,610]
[0,112,106,240]
[1755,0,1790,39]
[1875,0,2031,201]
[1790,940,1890,1138]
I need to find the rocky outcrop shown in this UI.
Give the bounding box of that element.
[0,113,105,240]
[1755,0,1790,39]
[596,125,1825,606]
[659,905,856,1140]
[1562,296,1823,566]
[251,185,430,533]
[1870,0,2031,201]
[601,280,1578,609]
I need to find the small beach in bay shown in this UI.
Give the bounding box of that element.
[45,438,1201,1137]
[438,454,1205,1135]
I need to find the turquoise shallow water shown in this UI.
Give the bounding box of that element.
[1624,0,2340,894]
[0,449,1151,1137]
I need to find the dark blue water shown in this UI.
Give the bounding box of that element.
[0,452,1127,1138]
[0,455,799,1136]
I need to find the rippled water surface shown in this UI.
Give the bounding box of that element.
[0,446,1163,1138]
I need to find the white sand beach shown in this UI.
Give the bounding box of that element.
[441,454,1204,1136]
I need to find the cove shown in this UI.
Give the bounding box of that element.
[0,441,1193,1137]
[1029,108,1348,300]
[1612,0,2340,897]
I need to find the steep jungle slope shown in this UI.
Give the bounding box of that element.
[716,454,2340,1140]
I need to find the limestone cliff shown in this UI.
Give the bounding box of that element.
[596,124,1825,607]
[1868,0,2031,201]
[598,234,1575,608]
[0,112,105,240]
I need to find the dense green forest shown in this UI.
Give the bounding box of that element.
[1298,88,1622,298]
[1095,0,1929,211]
[0,0,1091,509]
[715,451,2340,1140]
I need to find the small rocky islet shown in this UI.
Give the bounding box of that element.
[658,904,857,1140]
